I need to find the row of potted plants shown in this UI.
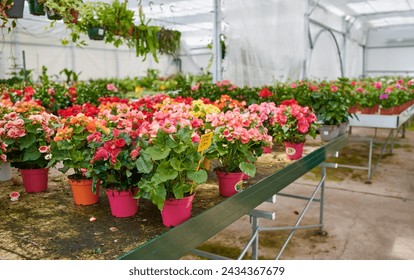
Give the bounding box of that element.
[1,92,318,227]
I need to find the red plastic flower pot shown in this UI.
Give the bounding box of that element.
[161,193,195,227]
[106,189,138,218]
[284,142,305,160]
[20,168,49,193]
[216,171,244,197]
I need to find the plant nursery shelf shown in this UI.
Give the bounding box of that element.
[349,104,414,129]
[118,135,348,260]
[344,104,414,181]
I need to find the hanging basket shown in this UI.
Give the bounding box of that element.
[46,9,63,21]
[88,27,106,41]
[28,0,46,16]
[5,0,25,19]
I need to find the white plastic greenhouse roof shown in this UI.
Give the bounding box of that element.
[131,0,414,49]
[320,0,414,28]
[13,0,414,51]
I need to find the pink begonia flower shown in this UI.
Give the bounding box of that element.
[92,148,110,162]
[86,132,102,143]
[374,81,382,90]
[191,83,200,91]
[38,146,50,153]
[331,85,338,92]
[397,79,404,84]
[106,83,118,93]
[309,85,318,92]
[130,148,140,160]
[385,88,392,94]
[379,94,389,100]
[191,132,200,143]
[162,124,176,134]
[356,87,364,93]
[0,154,7,162]
[290,83,297,89]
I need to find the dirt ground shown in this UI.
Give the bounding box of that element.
[1,124,413,260]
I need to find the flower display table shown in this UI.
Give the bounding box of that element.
[345,104,414,181]
[118,135,348,260]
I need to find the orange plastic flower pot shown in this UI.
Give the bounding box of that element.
[69,178,100,206]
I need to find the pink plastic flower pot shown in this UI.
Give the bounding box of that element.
[284,142,305,160]
[216,171,244,197]
[20,168,49,193]
[106,189,138,218]
[161,193,195,227]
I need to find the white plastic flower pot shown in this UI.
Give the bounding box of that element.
[0,163,13,182]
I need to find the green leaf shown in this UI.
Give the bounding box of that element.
[19,134,36,149]
[188,170,208,184]
[239,162,256,178]
[165,135,178,149]
[156,163,178,183]
[146,146,171,160]
[136,154,153,174]
[170,157,186,171]
[22,145,41,162]
[150,184,167,210]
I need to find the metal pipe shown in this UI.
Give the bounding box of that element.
[259,224,324,232]
[275,172,326,260]
[212,0,222,82]
[22,50,26,84]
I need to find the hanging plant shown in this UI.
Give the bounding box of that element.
[0,0,14,28]
[132,4,160,62]
[1,0,24,29]
[157,27,181,57]
[43,0,82,23]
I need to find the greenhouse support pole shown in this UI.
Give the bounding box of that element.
[71,43,76,73]
[22,50,26,84]
[212,0,222,83]
[302,0,310,80]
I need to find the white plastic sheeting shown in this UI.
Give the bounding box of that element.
[365,25,414,77]
[1,0,414,84]
[222,0,306,86]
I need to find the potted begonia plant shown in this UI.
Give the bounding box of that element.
[0,101,61,192]
[48,113,109,205]
[135,102,208,227]
[268,99,318,160]
[204,107,272,197]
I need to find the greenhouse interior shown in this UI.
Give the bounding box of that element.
[0,0,413,262]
